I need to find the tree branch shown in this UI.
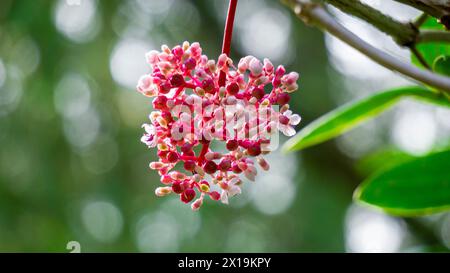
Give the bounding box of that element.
[410,45,432,69]
[282,0,450,93]
[418,29,450,42]
[392,0,449,19]
[324,0,418,46]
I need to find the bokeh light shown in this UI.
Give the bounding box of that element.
[53,0,101,43]
[81,200,124,243]
[345,205,406,253]
[236,5,292,64]
[110,38,153,89]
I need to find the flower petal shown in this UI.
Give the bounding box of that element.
[280,125,296,137]
[289,114,301,125]
[220,191,229,205]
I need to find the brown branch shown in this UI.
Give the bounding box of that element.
[282,0,450,93]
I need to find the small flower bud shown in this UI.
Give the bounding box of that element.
[195,87,205,97]
[246,143,261,157]
[257,157,270,171]
[217,53,228,70]
[201,78,215,94]
[199,181,210,192]
[191,197,203,211]
[149,161,165,170]
[205,152,222,161]
[184,58,196,70]
[263,58,274,74]
[209,191,221,201]
[249,58,263,77]
[155,187,172,197]
[194,165,205,176]
[207,60,216,73]
[161,44,171,54]
[182,41,190,51]
[184,160,196,171]
[251,87,265,100]
[172,181,185,194]
[170,171,186,180]
[180,188,196,203]
[160,174,173,184]
[170,73,185,87]
[218,158,231,172]
[203,160,218,174]
[219,86,226,98]
[146,50,160,65]
[226,82,239,96]
[226,140,239,151]
[238,161,248,171]
[153,96,168,110]
[157,143,168,151]
[276,92,290,105]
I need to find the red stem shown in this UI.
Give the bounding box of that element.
[218,0,238,87]
[198,143,210,165]
[199,0,238,165]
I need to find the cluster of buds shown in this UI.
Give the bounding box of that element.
[137,42,300,210]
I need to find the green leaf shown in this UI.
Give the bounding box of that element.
[282,86,450,152]
[355,148,415,177]
[354,149,450,217]
[433,55,450,76]
[411,17,450,68]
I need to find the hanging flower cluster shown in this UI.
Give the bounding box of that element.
[137,41,300,210]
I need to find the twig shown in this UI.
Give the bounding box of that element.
[392,0,447,19]
[418,29,450,43]
[410,45,431,69]
[325,1,450,45]
[324,0,418,46]
[413,13,429,28]
[282,0,450,93]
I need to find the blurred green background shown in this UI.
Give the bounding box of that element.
[0,0,449,252]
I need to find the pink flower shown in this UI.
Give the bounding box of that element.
[278,110,301,137]
[136,42,301,210]
[141,124,158,148]
[219,177,242,205]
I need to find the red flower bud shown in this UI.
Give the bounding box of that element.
[276,92,290,105]
[226,82,239,95]
[181,143,193,153]
[203,160,218,174]
[209,191,220,201]
[170,74,185,87]
[184,58,196,70]
[166,151,179,163]
[202,78,215,94]
[172,181,184,194]
[226,140,239,151]
[247,142,261,156]
[159,81,172,94]
[153,96,168,110]
[251,87,265,100]
[180,188,196,203]
[184,160,196,171]
[231,162,242,174]
[218,158,231,172]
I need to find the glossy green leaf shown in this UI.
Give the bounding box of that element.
[282,86,450,152]
[354,149,450,217]
[433,55,450,76]
[412,17,450,68]
[355,148,415,177]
